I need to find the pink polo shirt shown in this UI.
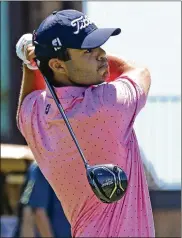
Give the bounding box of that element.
[18,76,155,237]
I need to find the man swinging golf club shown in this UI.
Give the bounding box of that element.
[16,9,155,237]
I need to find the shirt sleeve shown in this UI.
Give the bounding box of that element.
[26,165,51,209]
[101,76,147,142]
[17,90,43,138]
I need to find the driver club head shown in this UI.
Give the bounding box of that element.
[86,164,128,203]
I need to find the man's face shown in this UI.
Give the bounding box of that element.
[64,47,109,86]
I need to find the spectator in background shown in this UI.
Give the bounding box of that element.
[13,161,71,237]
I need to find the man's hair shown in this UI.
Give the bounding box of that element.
[35,49,71,85]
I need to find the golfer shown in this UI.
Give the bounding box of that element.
[16,9,155,237]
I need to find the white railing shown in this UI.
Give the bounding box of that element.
[134,95,181,189]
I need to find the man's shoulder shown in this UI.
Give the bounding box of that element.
[21,89,46,113]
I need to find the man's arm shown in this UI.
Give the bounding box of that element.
[26,164,55,237]
[102,55,151,140]
[17,64,36,112]
[107,55,151,96]
[21,206,35,237]
[33,208,54,237]
[122,66,151,96]
[16,44,45,126]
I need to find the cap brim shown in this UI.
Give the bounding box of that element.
[81,28,121,49]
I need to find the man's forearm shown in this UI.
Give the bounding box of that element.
[18,64,37,105]
[16,64,45,123]
[21,207,35,237]
[34,208,54,237]
[107,55,151,95]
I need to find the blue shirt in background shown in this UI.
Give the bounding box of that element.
[21,162,71,237]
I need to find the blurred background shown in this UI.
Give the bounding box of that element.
[1,1,181,237]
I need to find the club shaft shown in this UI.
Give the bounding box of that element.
[44,77,88,168]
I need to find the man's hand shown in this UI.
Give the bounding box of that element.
[16,33,38,70]
[25,44,36,61]
[25,44,38,69]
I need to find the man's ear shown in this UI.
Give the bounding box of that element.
[48,58,67,73]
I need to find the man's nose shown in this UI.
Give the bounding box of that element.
[97,47,106,61]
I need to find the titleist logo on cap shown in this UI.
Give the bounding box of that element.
[71,15,93,34]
